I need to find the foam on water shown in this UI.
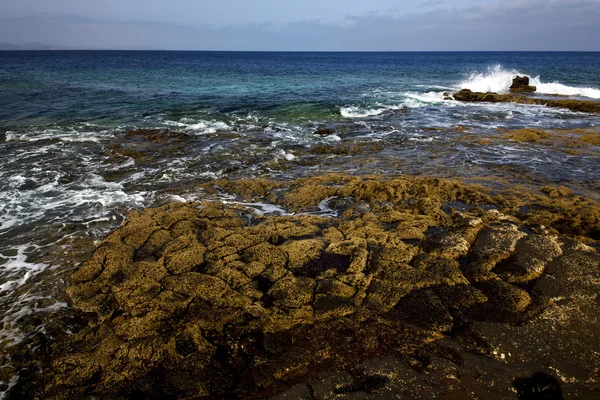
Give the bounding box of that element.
[219,197,341,218]
[313,197,338,218]
[341,106,389,118]
[274,149,297,161]
[0,246,48,294]
[460,65,600,99]
[341,91,451,117]
[163,118,231,134]
[5,129,112,143]
[220,199,293,216]
[0,169,146,236]
[403,91,447,108]
[534,81,600,99]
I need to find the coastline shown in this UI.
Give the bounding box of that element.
[2,52,600,398]
[4,173,600,399]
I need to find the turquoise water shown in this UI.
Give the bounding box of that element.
[1,52,600,370]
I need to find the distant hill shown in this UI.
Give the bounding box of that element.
[0,43,157,51]
[0,42,70,50]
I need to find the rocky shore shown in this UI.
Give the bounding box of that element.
[5,174,600,399]
[452,89,600,114]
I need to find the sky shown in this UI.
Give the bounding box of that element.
[1,0,599,50]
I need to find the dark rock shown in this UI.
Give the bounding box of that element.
[511,75,530,88]
[514,373,564,400]
[510,86,537,93]
[314,126,334,136]
[271,384,314,399]
[453,89,600,114]
[263,331,292,355]
[510,76,537,93]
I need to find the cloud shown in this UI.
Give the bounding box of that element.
[418,0,446,8]
[0,0,599,50]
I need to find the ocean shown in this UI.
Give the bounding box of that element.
[1,51,600,389]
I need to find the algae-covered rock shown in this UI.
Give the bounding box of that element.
[505,128,548,142]
[453,89,600,113]
[13,174,600,400]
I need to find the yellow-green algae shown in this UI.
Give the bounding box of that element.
[8,174,600,399]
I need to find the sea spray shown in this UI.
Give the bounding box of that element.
[460,64,600,99]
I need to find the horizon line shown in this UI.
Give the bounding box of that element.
[2,49,600,53]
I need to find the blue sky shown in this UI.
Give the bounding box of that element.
[1,0,599,50]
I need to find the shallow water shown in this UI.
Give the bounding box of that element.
[1,52,600,392]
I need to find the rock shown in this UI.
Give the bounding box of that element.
[453,89,504,103]
[280,239,324,271]
[314,126,335,136]
[452,89,600,114]
[9,174,600,400]
[271,384,314,399]
[540,185,573,198]
[504,128,548,142]
[510,75,529,88]
[268,276,316,308]
[509,75,536,93]
[495,234,562,283]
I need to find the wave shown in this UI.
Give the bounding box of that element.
[5,129,112,143]
[162,118,230,133]
[460,65,600,99]
[341,91,449,117]
[535,82,600,99]
[402,91,447,107]
[340,105,392,118]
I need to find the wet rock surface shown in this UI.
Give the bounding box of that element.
[453,89,600,113]
[7,175,600,399]
[509,76,537,93]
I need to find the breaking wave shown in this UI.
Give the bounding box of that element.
[340,92,447,118]
[460,65,600,99]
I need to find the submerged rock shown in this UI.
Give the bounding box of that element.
[8,174,600,399]
[314,126,335,136]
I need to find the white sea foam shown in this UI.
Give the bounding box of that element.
[8,175,27,189]
[403,91,447,108]
[341,106,387,118]
[325,134,342,142]
[460,65,600,99]
[220,197,340,218]
[340,104,405,118]
[5,130,111,143]
[168,195,188,203]
[414,84,455,90]
[221,200,293,216]
[197,171,223,179]
[312,197,338,217]
[164,118,230,133]
[274,149,296,161]
[409,136,437,142]
[0,246,48,294]
[534,81,600,99]
[342,91,452,116]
